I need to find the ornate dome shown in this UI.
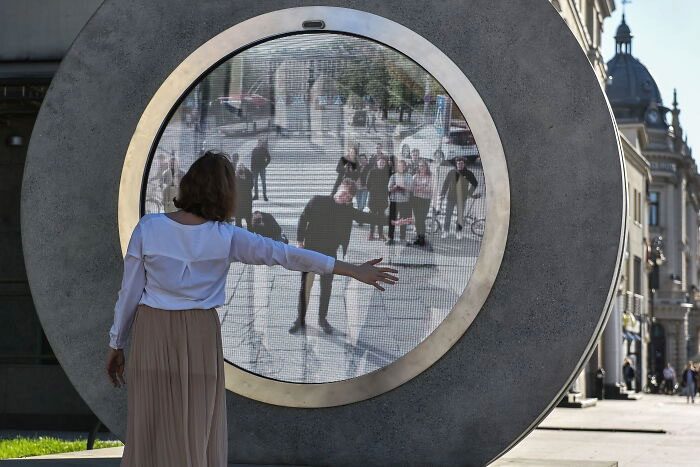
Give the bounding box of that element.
[605,16,668,128]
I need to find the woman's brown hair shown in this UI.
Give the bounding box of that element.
[173,150,236,221]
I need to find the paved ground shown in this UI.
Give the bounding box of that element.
[3,394,699,465]
[147,120,486,383]
[495,393,700,467]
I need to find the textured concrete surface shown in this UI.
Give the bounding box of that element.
[22,0,624,466]
[10,395,700,466]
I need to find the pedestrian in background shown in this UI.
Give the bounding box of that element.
[623,358,636,391]
[366,156,391,241]
[234,164,253,230]
[251,210,287,244]
[410,160,433,248]
[331,146,359,196]
[356,154,371,215]
[662,362,676,394]
[368,142,384,169]
[439,157,478,239]
[228,152,239,172]
[107,151,398,467]
[251,138,271,201]
[408,148,421,175]
[681,362,698,403]
[386,159,413,246]
[430,149,450,221]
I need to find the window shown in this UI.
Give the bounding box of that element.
[649,191,660,226]
[631,188,642,224]
[633,256,642,295]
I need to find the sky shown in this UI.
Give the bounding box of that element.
[601,0,700,151]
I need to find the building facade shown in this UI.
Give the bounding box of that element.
[606,15,700,385]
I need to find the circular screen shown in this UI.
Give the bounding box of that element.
[143,33,487,383]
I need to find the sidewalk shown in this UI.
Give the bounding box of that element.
[495,393,700,466]
[3,393,698,466]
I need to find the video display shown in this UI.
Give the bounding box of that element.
[144,33,486,383]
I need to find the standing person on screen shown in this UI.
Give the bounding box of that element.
[366,156,391,241]
[105,152,398,467]
[439,156,478,240]
[234,163,254,230]
[251,137,271,201]
[386,159,413,246]
[292,178,390,335]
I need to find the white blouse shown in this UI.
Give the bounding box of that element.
[108,212,336,350]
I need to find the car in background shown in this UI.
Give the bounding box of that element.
[398,125,479,163]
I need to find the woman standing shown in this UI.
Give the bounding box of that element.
[106,151,398,467]
[356,154,371,214]
[366,156,391,241]
[234,163,253,230]
[410,160,433,247]
[386,159,413,246]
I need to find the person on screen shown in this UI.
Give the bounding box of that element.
[410,160,433,248]
[250,210,287,244]
[161,154,186,187]
[251,138,271,201]
[355,154,371,217]
[234,163,253,230]
[331,146,360,196]
[431,149,451,217]
[292,178,391,335]
[106,151,398,466]
[368,142,384,169]
[366,156,391,241]
[386,160,413,246]
[228,152,239,172]
[439,157,478,240]
[407,148,422,175]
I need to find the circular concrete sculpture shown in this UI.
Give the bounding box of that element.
[22,1,624,465]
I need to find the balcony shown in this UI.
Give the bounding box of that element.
[653,290,695,309]
[620,291,645,315]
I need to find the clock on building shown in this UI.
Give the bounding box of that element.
[645,108,660,125]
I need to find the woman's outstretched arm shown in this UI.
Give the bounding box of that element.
[228,226,398,289]
[332,258,398,291]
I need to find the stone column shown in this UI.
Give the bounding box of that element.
[603,294,623,388]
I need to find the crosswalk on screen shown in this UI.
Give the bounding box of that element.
[144,33,487,383]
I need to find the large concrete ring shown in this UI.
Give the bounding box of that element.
[22,1,624,465]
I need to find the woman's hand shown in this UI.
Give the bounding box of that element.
[106,348,126,388]
[333,258,399,291]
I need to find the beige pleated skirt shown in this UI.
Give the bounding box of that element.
[120,304,228,467]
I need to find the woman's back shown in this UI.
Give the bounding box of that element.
[109,211,335,350]
[139,213,233,310]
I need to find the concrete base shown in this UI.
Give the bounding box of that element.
[604,385,643,400]
[558,392,598,408]
[492,460,616,467]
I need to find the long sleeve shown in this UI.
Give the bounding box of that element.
[109,222,146,350]
[230,225,334,274]
[297,198,314,243]
[441,170,455,197]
